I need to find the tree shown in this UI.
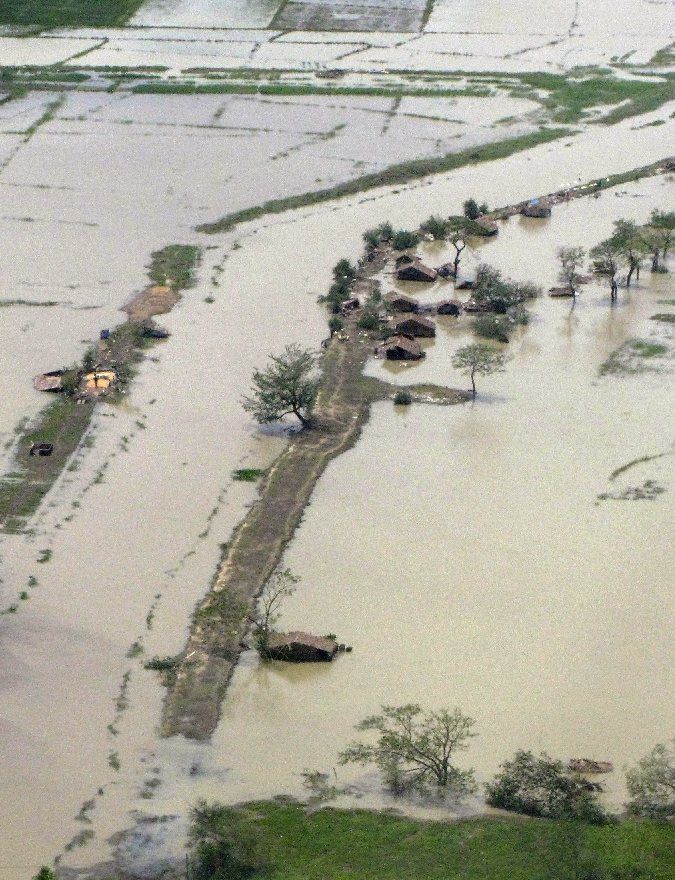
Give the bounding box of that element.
[391,229,420,250]
[646,209,675,268]
[557,246,586,295]
[32,870,56,880]
[339,704,477,795]
[625,740,675,820]
[452,342,506,398]
[589,239,624,302]
[446,220,468,277]
[611,219,648,287]
[328,316,344,336]
[463,198,480,220]
[333,258,357,283]
[243,345,319,429]
[420,215,448,240]
[485,751,608,824]
[471,264,539,313]
[188,800,266,880]
[251,568,299,656]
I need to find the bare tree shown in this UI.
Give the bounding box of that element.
[448,227,467,278]
[339,704,477,795]
[251,568,299,655]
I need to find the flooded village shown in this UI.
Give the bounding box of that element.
[0,2,674,879]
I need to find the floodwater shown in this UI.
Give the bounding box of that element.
[0,83,673,878]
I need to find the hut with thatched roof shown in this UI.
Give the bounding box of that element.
[394,315,436,338]
[264,631,338,663]
[33,370,65,392]
[521,199,552,218]
[376,335,424,361]
[395,256,437,283]
[385,292,419,313]
[436,299,462,316]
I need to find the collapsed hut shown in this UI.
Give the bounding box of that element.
[394,315,436,338]
[437,262,456,279]
[33,370,65,392]
[521,199,552,218]
[385,292,419,313]
[264,631,338,663]
[376,334,423,361]
[436,299,462,316]
[395,256,437,283]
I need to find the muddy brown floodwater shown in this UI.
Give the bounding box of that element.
[0,98,673,877]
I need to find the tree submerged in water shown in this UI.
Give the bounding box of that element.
[452,343,506,398]
[338,704,477,796]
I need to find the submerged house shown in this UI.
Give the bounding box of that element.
[436,299,462,316]
[394,315,436,338]
[395,256,437,283]
[521,199,552,218]
[376,334,424,361]
[264,631,338,663]
[33,370,65,392]
[385,292,419,313]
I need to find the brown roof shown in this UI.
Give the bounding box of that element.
[33,370,64,392]
[266,631,337,652]
[379,335,423,356]
[396,315,434,330]
[385,292,418,308]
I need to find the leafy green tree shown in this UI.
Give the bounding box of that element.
[188,800,266,880]
[471,264,539,313]
[32,869,57,880]
[452,342,506,398]
[391,229,421,250]
[243,345,319,429]
[446,220,468,277]
[328,316,344,336]
[589,239,624,301]
[625,740,675,820]
[339,704,477,795]
[648,209,675,262]
[610,219,648,287]
[463,198,481,220]
[557,246,586,295]
[420,215,449,240]
[333,259,357,283]
[485,751,608,824]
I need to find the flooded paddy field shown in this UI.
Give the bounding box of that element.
[0,110,663,877]
[0,28,673,876]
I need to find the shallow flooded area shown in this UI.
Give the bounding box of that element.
[0,33,673,876]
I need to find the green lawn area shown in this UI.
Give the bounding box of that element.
[211,802,675,880]
[0,0,144,27]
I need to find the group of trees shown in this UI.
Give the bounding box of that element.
[336,704,674,825]
[589,210,674,301]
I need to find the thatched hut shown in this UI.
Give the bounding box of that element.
[376,335,424,361]
[33,370,65,392]
[396,258,437,283]
[385,292,419,313]
[437,262,456,279]
[455,276,475,290]
[264,631,338,663]
[394,315,436,338]
[436,299,461,316]
[521,199,552,218]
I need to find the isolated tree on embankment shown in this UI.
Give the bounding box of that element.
[243,344,319,429]
[452,343,506,398]
[339,704,477,795]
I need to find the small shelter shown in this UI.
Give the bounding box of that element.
[437,262,456,279]
[376,335,423,361]
[475,217,499,235]
[521,199,552,218]
[264,631,338,663]
[385,292,419,313]
[394,315,436,338]
[81,369,116,395]
[341,297,360,315]
[33,370,65,392]
[396,256,437,282]
[455,276,475,290]
[436,299,461,316]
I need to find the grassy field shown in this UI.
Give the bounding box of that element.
[203,801,675,880]
[0,0,144,27]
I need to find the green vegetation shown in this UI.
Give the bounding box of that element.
[251,568,299,658]
[600,338,669,376]
[452,343,507,398]
[486,751,607,823]
[626,740,675,820]
[391,229,420,250]
[232,469,266,482]
[0,0,144,27]
[394,390,412,406]
[339,704,477,795]
[243,346,320,430]
[197,129,568,235]
[148,244,201,290]
[187,800,675,880]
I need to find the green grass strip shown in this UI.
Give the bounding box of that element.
[197,128,569,234]
[0,0,145,27]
